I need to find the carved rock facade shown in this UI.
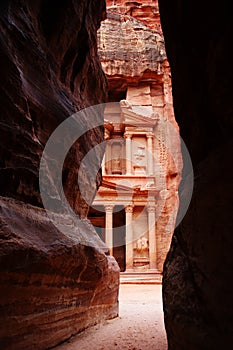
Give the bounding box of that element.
[88,2,182,273]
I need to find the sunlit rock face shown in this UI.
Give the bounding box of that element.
[97,3,182,272]
[106,0,162,33]
[0,1,119,348]
[98,11,165,78]
[159,0,233,349]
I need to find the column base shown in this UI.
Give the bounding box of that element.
[148,268,161,274]
[125,268,135,273]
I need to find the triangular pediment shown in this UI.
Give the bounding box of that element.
[120,100,158,126]
[101,179,133,192]
[97,178,159,196]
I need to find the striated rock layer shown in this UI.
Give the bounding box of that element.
[159,0,233,349]
[98,10,165,89]
[0,0,107,213]
[0,1,120,348]
[0,197,119,350]
[106,0,162,33]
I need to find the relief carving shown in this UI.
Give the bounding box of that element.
[136,236,149,252]
[134,146,146,163]
[111,142,122,174]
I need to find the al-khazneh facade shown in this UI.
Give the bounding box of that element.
[88,2,182,273]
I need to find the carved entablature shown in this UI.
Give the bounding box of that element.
[124,126,154,136]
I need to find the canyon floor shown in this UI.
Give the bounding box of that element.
[55,284,167,350]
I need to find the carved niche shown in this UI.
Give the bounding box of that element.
[133,145,146,174]
[111,140,123,175]
[134,235,150,268]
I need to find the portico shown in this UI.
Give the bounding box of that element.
[88,101,162,272]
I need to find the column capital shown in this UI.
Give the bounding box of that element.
[104,204,114,213]
[125,204,134,213]
[104,129,111,140]
[147,205,156,213]
[147,133,154,139]
[124,132,132,139]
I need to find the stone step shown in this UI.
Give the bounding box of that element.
[120,271,162,284]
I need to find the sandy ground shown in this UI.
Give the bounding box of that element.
[55,285,167,350]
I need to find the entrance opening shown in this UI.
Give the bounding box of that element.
[88,205,126,272]
[113,206,126,272]
[88,205,105,243]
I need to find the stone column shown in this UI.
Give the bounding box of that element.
[125,204,134,271]
[102,152,106,175]
[124,133,132,175]
[104,204,114,256]
[147,134,154,176]
[147,205,157,270]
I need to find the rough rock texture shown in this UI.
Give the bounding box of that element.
[0,0,107,214]
[98,4,182,272]
[0,1,120,348]
[0,197,119,350]
[106,0,162,33]
[159,0,233,349]
[98,8,165,98]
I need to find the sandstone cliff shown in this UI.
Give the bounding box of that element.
[98,10,165,93]
[0,1,119,348]
[159,0,233,348]
[106,0,162,33]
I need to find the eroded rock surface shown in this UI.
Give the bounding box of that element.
[0,1,119,348]
[106,0,162,33]
[159,0,233,348]
[0,197,119,350]
[0,0,107,213]
[98,11,165,79]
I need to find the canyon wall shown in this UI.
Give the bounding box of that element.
[159,0,233,349]
[0,1,119,349]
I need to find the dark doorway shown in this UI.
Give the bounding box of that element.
[88,205,105,243]
[113,206,126,272]
[88,205,126,272]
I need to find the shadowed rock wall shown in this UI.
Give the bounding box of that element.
[159,0,233,349]
[0,0,107,212]
[0,197,119,350]
[0,1,120,348]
